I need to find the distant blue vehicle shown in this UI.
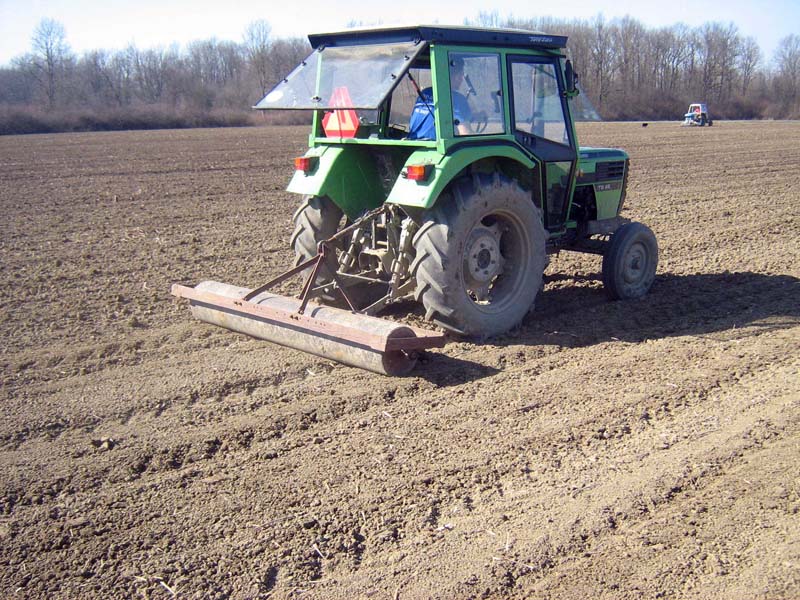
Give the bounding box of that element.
[683,103,713,126]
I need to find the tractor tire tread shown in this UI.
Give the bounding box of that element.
[290,195,343,272]
[602,221,658,300]
[412,173,546,337]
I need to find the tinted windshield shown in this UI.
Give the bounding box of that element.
[255,41,425,110]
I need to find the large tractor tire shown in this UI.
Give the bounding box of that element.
[411,173,547,337]
[290,195,344,302]
[290,195,386,309]
[290,195,343,270]
[602,222,658,300]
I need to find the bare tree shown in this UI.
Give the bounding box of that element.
[80,50,113,106]
[243,20,272,95]
[613,16,645,103]
[471,10,502,28]
[268,38,311,84]
[774,35,800,101]
[130,45,177,104]
[28,18,72,108]
[79,49,135,107]
[588,15,613,111]
[0,67,34,104]
[217,41,245,86]
[661,25,692,92]
[738,36,760,96]
[775,33,800,117]
[697,22,741,102]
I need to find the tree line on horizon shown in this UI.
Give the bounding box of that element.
[0,15,798,134]
[0,19,308,134]
[471,12,799,121]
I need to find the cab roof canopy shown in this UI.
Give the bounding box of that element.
[307,25,568,51]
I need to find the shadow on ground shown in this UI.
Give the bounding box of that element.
[418,271,799,383]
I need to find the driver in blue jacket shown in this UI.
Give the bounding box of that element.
[408,57,471,140]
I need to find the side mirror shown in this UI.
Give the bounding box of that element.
[565,60,578,94]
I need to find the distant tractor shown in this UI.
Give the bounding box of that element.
[172,25,660,374]
[683,103,713,126]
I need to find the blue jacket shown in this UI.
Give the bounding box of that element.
[408,88,472,140]
[407,88,435,140]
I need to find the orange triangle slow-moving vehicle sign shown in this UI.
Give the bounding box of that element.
[322,87,359,138]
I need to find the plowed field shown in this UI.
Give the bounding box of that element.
[1,121,798,599]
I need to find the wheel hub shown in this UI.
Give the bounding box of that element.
[476,247,492,270]
[623,243,647,284]
[464,224,504,301]
[466,227,502,282]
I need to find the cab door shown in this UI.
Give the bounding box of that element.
[507,56,577,231]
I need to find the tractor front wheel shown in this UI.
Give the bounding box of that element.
[412,173,547,337]
[602,222,658,300]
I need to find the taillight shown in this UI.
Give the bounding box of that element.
[294,156,316,173]
[405,164,432,181]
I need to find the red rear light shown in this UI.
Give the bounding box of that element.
[294,156,316,173]
[405,164,432,181]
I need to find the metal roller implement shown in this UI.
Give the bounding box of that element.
[171,281,446,376]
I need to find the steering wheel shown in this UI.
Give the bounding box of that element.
[471,111,489,134]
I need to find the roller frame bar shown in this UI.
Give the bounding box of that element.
[170,284,445,353]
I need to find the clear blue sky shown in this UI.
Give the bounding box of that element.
[0,0,797,67]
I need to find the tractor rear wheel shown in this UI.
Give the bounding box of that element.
[411,173,547,337]
[290,195,386,310]
[602,222,658,300]
[290,195,343,285]
[291,195,343,265]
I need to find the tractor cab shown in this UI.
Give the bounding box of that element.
[255,28,527,143]
[256,26,590,235]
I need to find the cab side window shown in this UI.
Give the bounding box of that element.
[510,61,569,145]
[448,52,505,137]
[391,67,434,140]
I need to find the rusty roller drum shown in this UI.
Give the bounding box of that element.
[173,281,444,376]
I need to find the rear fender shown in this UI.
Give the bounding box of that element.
[386,146,536,211]
[287,146,385,219]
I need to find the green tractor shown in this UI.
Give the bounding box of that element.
[173,25,658,374]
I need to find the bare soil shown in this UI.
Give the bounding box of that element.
[1,121,798,599]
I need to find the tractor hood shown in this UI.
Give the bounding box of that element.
[578,147,628,161]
